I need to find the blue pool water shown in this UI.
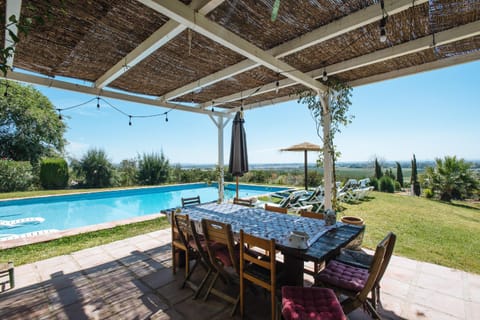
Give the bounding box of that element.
[0,183,287,240]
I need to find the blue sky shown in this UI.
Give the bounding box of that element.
[34,60,480,165]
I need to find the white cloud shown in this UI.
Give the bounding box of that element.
[65,141,90,160]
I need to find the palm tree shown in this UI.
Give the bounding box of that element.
[423,156,478,201]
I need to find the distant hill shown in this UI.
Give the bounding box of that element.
[178,160,480,170]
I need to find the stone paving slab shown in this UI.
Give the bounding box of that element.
[0,230,478,320]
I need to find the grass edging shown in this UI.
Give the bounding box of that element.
[1,217,170,266]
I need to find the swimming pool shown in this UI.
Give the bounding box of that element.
[0,183,288,241]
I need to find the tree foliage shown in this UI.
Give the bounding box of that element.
[422,156,478,202]
[396,161,404,187]
[40,157,68,189]
[374,158,383,179]
[74,148,114,188]
[411,154,421,196]
[137,152,170,185]
[0,80,66,164]
[0,159,34,192]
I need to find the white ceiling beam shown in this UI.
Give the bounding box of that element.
[239,50,480,112]
[95,0,224,89]
[3,71,231,117]
[161,0,427,101]
[204,20,480,109]
[348,50,480,88]
[4,0,22,68]
[138,0,327,92]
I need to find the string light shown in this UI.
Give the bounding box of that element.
[379,0,388,43]
[211,101,215,112]
[241,99,244,112]
[4,82,8,97]
[275,73,279,94]
[322,70,328,82]
[55,96,174,126]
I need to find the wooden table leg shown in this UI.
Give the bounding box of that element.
[283,254,304,286]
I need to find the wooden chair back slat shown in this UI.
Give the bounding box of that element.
[264,204,288,214]
[300,210,325,219]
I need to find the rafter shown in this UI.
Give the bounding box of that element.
[137,0,327,92]
[4,0,22,68]
[239,50,480,112]
[95,0,224,89]
[3,71,231,117]
[202,20,480,109]
[160,0,427,101]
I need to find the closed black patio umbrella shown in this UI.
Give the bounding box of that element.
[228,111,249,199]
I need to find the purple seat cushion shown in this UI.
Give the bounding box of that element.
[282,286,346,320]
[315,260,368,292]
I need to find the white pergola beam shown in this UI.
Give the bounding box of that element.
[349,49,480,88]
[95,0,224,89]
[205,20,480,109]
[3,71,231,117]
[138,0,327,93]
[240,49,480,112]
[161,0,427,101]
[4,0,22,68]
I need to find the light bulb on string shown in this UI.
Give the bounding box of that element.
[211,101,215,112]
[4,83,8,97]
[165,114,168,122]
[322,70,328,82]
[96,97,100,109]
[241,99,244,112]
[57,109,62,120]
[128,115,132,126]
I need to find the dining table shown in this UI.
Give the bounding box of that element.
[169,202,365,286]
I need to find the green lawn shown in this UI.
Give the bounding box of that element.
[341,191,480,274]
[1,189,479,274]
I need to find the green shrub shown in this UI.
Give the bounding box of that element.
[394,181,401,192]
[423,188,434,199]
[77,148,114,188]
[0,159,35,192]
[40,158,69,189]
[369,177,379,191]
[137,152,170,185]
[379,176,395,193]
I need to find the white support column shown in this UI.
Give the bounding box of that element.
[209,115,230,203]
[320,92,333,211]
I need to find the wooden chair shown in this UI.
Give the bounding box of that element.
[181,195,201,207]
[335,232,397,309]
[239,229,278,320]
[170,211,189,277]
[174,213,212,298]
[233,197,254,207]
[201,219,240,316]
[300,210,324,220]
[281,286,346,320]
[314,232,390,318]
[264,203,287,214]
[0,261,14,290]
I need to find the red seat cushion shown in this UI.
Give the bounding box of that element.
[282,286,346,320]
[315,260,368,292]
[213,244,240,267]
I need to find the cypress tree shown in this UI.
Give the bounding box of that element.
[396,161,404,187]
[411,154,421,196]
[374,158,383,179]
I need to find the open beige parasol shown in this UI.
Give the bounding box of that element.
[281,142,321,190]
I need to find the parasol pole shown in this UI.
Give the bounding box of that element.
[304,150,308,190]
[236,176,239,199]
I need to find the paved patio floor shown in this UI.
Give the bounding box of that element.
[0,229,478,319]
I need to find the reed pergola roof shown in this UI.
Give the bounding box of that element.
[3,0,480,116]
